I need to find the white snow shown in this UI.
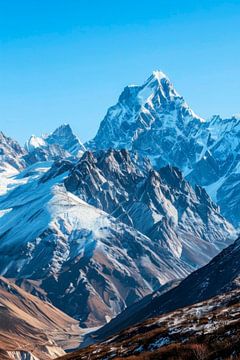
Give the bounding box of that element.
[25,135,46,152]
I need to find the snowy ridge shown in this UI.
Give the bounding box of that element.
[65,149,235,269]
[0,125,85,174]
[0,150,234,327]
[0,131,26,173]
[0,162,191,326]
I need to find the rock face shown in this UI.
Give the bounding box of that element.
[0,162,189,326]
[188,115,240,227]
[88,71,240,227]
[93,235,240,341]
[0,151,234,327]
[45,124,85,156]
[0,131,26,172]
[65,149,234,269]
[0,276,81,360]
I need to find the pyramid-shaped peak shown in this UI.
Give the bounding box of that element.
[52,123,74,136]
[47,124,85,155]
[152,70,169,81]
[143,70,171,87]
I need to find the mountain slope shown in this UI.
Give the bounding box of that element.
[0,162,190,327]
[88,71,240,226]
[92,236,240,341]
[58,287,240,360]
[0,131,26,173]
[64,149,235,269]
[0,276,81,360]
[188,115,240,227]
[0,152,234,328]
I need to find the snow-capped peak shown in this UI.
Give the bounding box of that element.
[24,124,86,161]
[152,69,168,81]
[143,70,172,90]
[25,135,47,152]
[87,70,204,151]
[48,123,74,138]
[46,123,86,156]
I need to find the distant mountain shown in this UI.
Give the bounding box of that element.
[88,71,240,227]
[0,276,81,360]
[93,235,240,342]
[0,151,234,327]
[24,124,85,164]
[0,125,85,174]
[46,124,86,156]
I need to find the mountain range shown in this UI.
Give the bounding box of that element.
[1,149,234,329]
[0,70,239,359]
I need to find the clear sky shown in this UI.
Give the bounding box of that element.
[0,0,239,144]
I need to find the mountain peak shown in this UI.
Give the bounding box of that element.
[143,70,175,93]
[51,123,73,136]
[147,70,169,84]
[25,135,46,152]
[47,124,85,156]
[24,124,85,161]
[88,69,203,151]
[117,70,179,111]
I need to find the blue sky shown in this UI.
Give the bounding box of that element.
[0,0,239,144]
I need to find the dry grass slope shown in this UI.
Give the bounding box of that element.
[0,276,82,360]
[58,289,240,360]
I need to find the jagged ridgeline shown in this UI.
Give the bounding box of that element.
[0,70,239,360]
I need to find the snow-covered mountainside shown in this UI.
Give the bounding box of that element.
[65,149,234,269]
[0,162,190,326]
[0,276,81,360]
[0,152,234,327]
[188,115,240,227]
[93,235,240,342]
[88,71,240,227]
[24,124,85,164]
